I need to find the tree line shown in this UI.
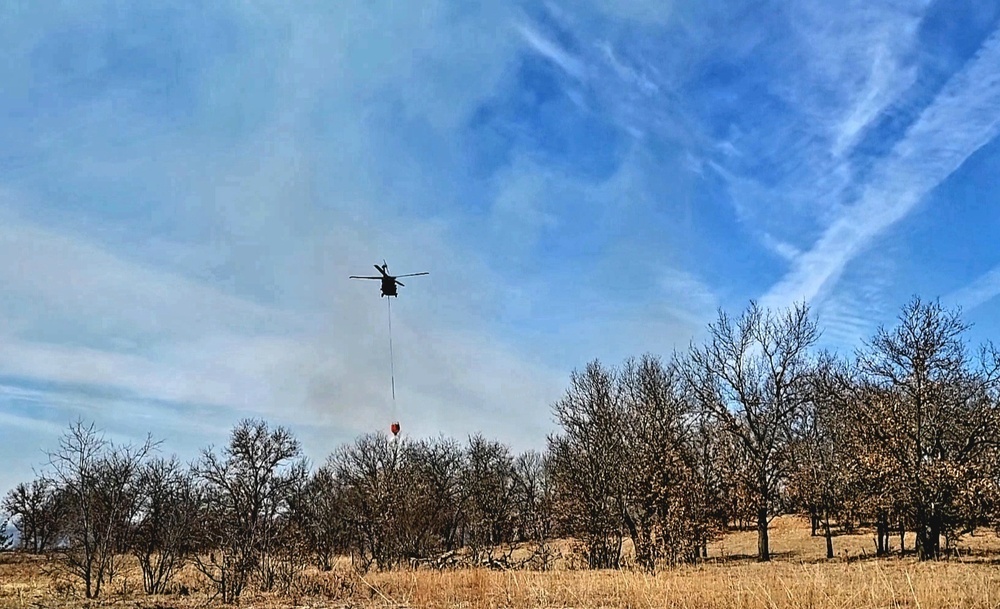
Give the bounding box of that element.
[4,296,1000,603]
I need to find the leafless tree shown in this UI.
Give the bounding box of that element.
[786,353,855,559]
[618,354,718,569]
[461,434,518,567]
[2,479,64,553]
[685,301,820,561]
[509,450,558,569]
[291,466,350,571]
[192,418,307,603]
[710,426,756,531]
[512,450,554,540]
[0,514,11,551]
[328,432,407,572]
[549,355,725,571]
[265,472,312,595]
[399,436,466,560]
[686,413,731,555]
[130,456,200,594]
[43,419,155,598]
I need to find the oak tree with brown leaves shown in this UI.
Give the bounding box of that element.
[851,297,1000,560]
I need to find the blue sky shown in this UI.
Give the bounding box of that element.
[2,0,1000,492]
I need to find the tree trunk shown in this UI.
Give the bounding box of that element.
[899,519,905,556]
[756,507,770,562]
[926,506,942,560]
[810,510,819,537]
[823,512,834,559]
[875,512,888,557]
[917,525,932,560]
[623,511,653,573]
[916,504,941,561]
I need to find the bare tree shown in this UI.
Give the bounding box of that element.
[44,419,155,598]
[399,436,466,561]
[131,456,200,594]
[689,412,733,554]
[0,514,11,551]
[462,434,517,567]
[328,432,407,572]
[510,450,557,569]
[512,450,554,540]
[192,418,307,603]
[710,426,756,531]
[265,472,312,595]
[292,467,350,571]
[549,355,726,571]
[2,479,64,553]
[685,301,819,561]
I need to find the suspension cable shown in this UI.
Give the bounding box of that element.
[387,296,396,401]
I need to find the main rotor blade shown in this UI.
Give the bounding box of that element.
[374,264,389,276]
[349,276,381,280]
[395,280,404,287]
[394,272,429,278]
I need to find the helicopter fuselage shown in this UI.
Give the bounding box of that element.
[381,276,398,297]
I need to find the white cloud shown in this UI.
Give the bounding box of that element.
[785,0,927,157]
[762,25,1000,311]
[599,42,660,95]
[516,22,587,81]
[655,268,719,327]
[946,265,1000,312]
[710,1,925,246]
[0,203,292,342]
[759,232,802,263]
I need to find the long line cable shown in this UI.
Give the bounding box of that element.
[387,296,396,401]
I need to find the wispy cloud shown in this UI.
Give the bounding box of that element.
[598,42,659,95]
[785,0,927,159]
[761,25,1000,311]
[946,265,1000,312]
[697,1,926,258]
[516,23,587,81]
[759,232,802,263]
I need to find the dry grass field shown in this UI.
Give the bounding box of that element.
[6,516,1000,608]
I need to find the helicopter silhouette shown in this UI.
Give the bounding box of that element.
[350,260,429,297]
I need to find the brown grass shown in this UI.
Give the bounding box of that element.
[5,517,1000,608]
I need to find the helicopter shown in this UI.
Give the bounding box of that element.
[350,260,429,297]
